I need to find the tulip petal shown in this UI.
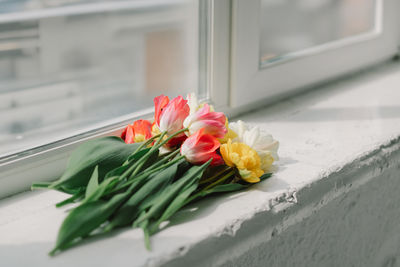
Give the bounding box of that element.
[159,96,189,135]
[180,129,223,166]
[121,125,135,144]
[183,103,227,138]
[154,95,169,125]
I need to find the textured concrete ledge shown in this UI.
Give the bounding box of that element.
[163,137,400,267]
[1,61,400,266]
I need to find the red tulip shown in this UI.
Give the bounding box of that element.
[165,134,187,148]
[180,129,224,166]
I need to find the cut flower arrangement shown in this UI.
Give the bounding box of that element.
[32,93,279,255]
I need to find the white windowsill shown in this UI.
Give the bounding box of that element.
[1,60,400,266]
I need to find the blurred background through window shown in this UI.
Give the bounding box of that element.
[260,0,377,66]
[0,0,200,158]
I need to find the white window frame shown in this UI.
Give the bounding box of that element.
[229,0,400,108]
[1,0,400,199]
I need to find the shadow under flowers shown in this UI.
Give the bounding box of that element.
[163,158,298,230]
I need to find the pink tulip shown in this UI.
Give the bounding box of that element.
[158,96,190,135]
[180,129,224,166]
[183,104,227,138]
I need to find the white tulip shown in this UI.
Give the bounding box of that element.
[229,120,279,171]
[187,93,199,115]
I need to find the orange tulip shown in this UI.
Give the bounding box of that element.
[121,119,152,144]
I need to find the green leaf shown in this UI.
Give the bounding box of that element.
[50,200,111,255]
[55,191,84,208]
[139,220,151,251]
[137,178,172,211]
[260,172,272,181]
[185,173,273,205]
[126,147,151,163]
[199,183,250,195]
[92,147,161,199]
[102,148,150,180]
[149,182,253,235]
[104,165,129,179]
[85,166,99,198]
[32,182,82,195]
[134,161,211,225]
[133,212,152,250]
[186,183,251,204]
[50,181,139,255]
[49,137,140,192]
[107,163,179,230]
[84,177,119,203]
[140,149,160,172]
[155,183,198,229]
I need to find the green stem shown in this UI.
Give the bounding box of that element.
[118,132,168,182]
[128,131,168,179]
[155,127,188,149]
[127,147,179,180]
[126,128,188,180]
[106,156,185,195]
[116,127,187,190]
[31,182,52,190]
[143,224,151,251]
[152,131,167,147]
[55,192,83,208]
[184,169,236,205]
[203,169,235,191]
[199,166,231,185]
[150,155,184,174]
[133,133,161,154]
[118,158,142,182]
[145,149,180,172]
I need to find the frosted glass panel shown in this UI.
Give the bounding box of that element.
[260,0,377,67]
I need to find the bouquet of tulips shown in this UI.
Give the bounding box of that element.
[32,93,279,255]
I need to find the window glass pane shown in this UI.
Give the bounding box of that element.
[0,0,201,158]
[260,0,377,67]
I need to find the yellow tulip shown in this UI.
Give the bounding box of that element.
[220,139,264,183]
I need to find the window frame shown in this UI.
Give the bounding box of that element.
[229,0,400,108]
[0,108,152,198]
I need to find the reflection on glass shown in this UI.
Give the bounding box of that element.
[260,0,377,67]
[0,1,200,157]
